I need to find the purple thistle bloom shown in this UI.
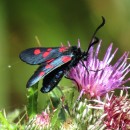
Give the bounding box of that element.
[67,40,130,98]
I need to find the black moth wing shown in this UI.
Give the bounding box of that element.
[19,46,69,65]
[26,55,72,88]
[41,62,70,93]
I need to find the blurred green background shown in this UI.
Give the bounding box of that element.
[0,0,130,111]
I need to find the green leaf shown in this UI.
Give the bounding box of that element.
[27,83,38,118]
[51,101,66,129]
[49,86,63,108]
[63,86,79,111]
[58,107,66,122]
[51,108,60,128]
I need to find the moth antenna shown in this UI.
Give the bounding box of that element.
[35,35,41,47]
[78,39,81,48]
[67,41,71,47]
[86,16,105,55]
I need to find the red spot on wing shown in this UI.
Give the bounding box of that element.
[34,49,41,55]
[59,47,68,52]
[46,58,54,63]
[47,48,52,51]
[42,51,50,58]
[39,71,45,76]
[62,56,71,63]
[45,64,54,69]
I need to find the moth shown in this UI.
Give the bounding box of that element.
[19,17,105,93]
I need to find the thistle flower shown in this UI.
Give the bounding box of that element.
[26,111,50,129]
[104,94,130,129]
[35,112,50,126]
[67,40,130,99]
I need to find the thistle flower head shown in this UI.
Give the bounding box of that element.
[104,94,130,129]
[68,40,130,99]
[26,111,50,129]
[35,111,50,126]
